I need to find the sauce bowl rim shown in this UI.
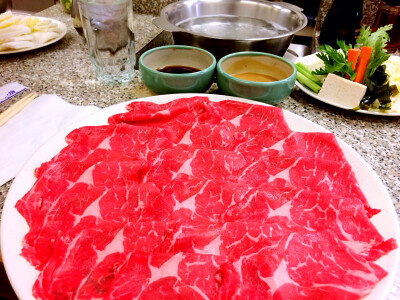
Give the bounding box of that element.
[139,45,217,78]
[217,51,297,86]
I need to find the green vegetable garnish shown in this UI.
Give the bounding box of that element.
[354,25,397,110]
[313,25,393,84]
[356,65,399,111]
[295,62,322,94]
[307,25,396,111]
[356,24,392,80]
[312,40,356,80]
[297,25,397,112]
[61,0,72,11]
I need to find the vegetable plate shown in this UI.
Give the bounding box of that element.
[295,54,400,116]
[0,12,67,55]
[295,25,400,116]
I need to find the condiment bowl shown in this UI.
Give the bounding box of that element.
[139,45,216,94]
[216,51,297,105]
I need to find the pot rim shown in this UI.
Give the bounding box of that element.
[154,0,308,41]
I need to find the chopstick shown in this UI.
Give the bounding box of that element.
[0,92,38,127]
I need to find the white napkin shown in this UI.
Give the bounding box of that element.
[0,82,27,104]
[0,94,101,186]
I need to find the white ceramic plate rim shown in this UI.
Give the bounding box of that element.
[295,53,400,117]
[0,16,67,55]
[1,94,399,300]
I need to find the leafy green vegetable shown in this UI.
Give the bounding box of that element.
[296,63,322,85]
[61,0,72,11]
[311,24,395,111]
[295,63,322,94]
[312,25,393,85]
[336,40,353,55]
[355,25,392,80]
[312,42,356,80]
[355,65,399,111]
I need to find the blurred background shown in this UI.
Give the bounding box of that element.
[1,0,55,13]
[2,0,321,17]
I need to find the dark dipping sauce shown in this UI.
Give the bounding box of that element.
[156,65,201,74]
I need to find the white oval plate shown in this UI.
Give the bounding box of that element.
[1,94,399,300]
[295,54,400,116]
[0,16,67,55]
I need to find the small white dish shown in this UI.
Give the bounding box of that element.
[0,16,67,55]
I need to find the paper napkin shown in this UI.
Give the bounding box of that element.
[0,82,27,104]
[0,94,101,186]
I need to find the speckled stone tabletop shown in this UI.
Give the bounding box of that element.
[0,4,164,215]
[0,2,399,298]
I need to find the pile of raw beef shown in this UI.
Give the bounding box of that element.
[16,96,397,299]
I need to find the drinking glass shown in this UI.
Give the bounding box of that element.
[78,0,135,84]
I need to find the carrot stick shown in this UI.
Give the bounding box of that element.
[346,48,360,79]
[347,48,360,70]
[354,46,372,83]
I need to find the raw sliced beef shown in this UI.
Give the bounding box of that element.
[14,96,397,300]
[109,96,211,125]
[279,230,388,299]
[17,158,148,269]
[144,144,374,215]
[148,172,392,261]
[268,131,347,161]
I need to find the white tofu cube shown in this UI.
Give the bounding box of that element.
[318,73,367,108]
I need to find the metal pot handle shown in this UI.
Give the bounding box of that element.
[153,16,182,32]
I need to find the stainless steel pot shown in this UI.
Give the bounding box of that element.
[153,0,308,59]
